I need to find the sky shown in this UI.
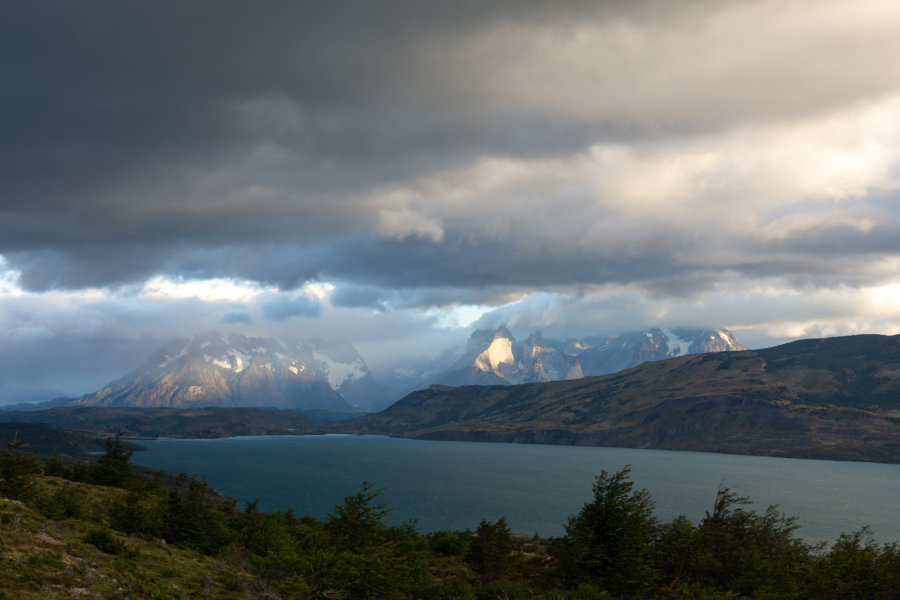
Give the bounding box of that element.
[3,0,900,403]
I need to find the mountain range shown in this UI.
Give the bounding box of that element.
[434,326,744,386]
[4,333,900,463]
[345,333,900,462]
[73,333,387,413]
[6,326,744,414]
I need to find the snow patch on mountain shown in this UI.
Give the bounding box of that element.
[313,351,366,389]
[159,345,188,368]
[225,349,250,373]
[660,327,692,356]
[715,329,738,347]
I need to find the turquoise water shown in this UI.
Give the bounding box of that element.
[130,435,900,543]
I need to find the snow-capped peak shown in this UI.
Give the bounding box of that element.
[313,350,366,389]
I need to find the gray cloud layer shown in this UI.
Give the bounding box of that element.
[3,1,900,401]
[4,0,900,295]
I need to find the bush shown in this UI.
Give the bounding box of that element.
[37,485,86,521]
[110,489,165,537]
[430,530,471,556]
[688,488,809,597]
[85,528,127,555]
[467,518,514,584]
[553,466,658,597]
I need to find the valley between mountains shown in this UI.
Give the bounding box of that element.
[3,333,900,464]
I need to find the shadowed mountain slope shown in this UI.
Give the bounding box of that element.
[346,334,900,463]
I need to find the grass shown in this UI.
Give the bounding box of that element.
[0,481,250,600]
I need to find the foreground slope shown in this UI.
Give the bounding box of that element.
[348,334,900,462]
[0,482,248,599]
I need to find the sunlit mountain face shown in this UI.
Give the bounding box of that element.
[434,327,745,386]
[74,333,386,414]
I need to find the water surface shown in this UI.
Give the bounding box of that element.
[131,435,900,542]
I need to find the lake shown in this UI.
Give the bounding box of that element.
[130,435,900,543]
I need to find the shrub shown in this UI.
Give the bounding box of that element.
[85,528,127,555]
[37,485,86,521]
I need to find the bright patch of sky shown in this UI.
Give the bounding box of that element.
[0,256,22,297]
[867,283,900,314]
[304,282,336,302]
[424,304,493,329]
[141,276,278,303]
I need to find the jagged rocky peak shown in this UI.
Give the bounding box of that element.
[151,332,371,389]
[435,327,577,386]
[156,332,282,374]
[75,332,385,413]
[570,327,746,377]
[473,327,518,373]
[432,325,745,387]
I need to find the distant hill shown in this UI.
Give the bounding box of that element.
[0,421,109,458]
[346,334,900,463]
[433,326,744,387]
[0,406,327,439]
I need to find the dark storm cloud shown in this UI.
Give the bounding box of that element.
[2,1,628,218]
[1,0,900,311]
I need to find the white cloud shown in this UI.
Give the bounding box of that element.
[0,255,23,297]
[141,276,277,303]
[423,304,493,329]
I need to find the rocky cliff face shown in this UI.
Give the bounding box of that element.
[434,326,743,387]
[574,327,746,376]
[75,333,383,413]
[434,327,581,386]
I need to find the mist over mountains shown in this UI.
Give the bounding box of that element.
[434,326,744,387]
[73,333,389,414]
[4,326,744,414]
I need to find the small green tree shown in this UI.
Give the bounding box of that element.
[690,487,809,597]
[326,480,390,548]
[0,438,39,501]
[110,489,165,537]
[808,527,900,600]
[43,452,70,478]
[467,517,514,584]
[92,431,134,488]
[165,474,232,554]
[553,466,658,598]
[324,481,417,599]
